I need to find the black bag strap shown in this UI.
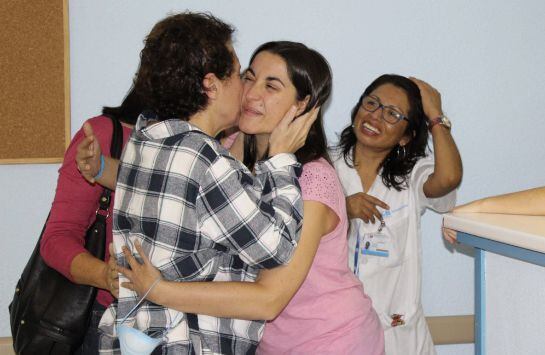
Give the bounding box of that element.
[109,115,124,160]
[96,116,123,213]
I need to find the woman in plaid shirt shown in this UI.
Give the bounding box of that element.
[78,13,321,355]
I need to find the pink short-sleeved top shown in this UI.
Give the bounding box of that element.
[257,158,384,354]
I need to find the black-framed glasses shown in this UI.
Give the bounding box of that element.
[360,96,408,124]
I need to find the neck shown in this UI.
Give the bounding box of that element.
[188,111,224,137]
[255,133,270,159]
[354,142,391,174]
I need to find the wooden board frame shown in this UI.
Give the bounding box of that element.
[0,0,70,164]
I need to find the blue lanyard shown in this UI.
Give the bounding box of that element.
[353,232,360,276]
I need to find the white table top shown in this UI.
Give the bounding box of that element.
[443,213,545,253]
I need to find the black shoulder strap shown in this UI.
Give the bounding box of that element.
[109,116,123,160]
[96,116,124,212]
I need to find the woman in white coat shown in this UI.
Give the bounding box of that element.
[331,74,462,354]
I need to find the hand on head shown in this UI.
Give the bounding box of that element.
[268,106,320,157]
[409,77,443,119]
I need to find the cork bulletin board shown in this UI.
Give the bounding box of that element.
[0,0,70,164]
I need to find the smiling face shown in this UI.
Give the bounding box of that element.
[238,51,303,135]
[353,83,412,153]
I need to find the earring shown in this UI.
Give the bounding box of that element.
[397,145,406,159]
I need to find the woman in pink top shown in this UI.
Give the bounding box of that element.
[79,41,384,354]
[257,157,383,354]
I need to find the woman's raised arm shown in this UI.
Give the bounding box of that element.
[411,78,463,198]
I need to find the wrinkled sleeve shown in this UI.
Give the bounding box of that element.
[410,156,457,215]
[198,152,303,269]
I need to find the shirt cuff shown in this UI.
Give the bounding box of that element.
[255,153,300,173]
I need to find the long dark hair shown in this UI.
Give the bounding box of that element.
[337,74,429,191]
[243,41,332,171]
[101,87,145,125]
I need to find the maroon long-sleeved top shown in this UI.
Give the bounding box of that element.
[40,115,131,307]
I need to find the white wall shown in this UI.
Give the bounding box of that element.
[2,1,545,353]
[486,252,545,354]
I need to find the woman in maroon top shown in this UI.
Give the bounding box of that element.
[39,88,141,354]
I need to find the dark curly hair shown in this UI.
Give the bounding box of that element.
[133,12,235,121]
[243,41,332,171]
[337,74,429,191]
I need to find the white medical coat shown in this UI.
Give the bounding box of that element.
[332,150,456,355]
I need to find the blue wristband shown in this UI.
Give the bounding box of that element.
[94,154,105,180]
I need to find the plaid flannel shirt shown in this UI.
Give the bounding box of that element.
[99,114,303,354]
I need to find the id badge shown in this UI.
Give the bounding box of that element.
[353,230,390,276]
[361,232,390,257]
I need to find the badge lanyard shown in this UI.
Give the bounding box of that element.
[354,219,385,276]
